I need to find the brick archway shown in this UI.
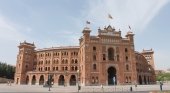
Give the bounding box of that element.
[31,75,36,85]
[39,75,44,85]
[69,75,76,86]
[58,75,65,86]
[107,66,117,85]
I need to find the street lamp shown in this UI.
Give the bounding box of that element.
[48,72,52,91]
[77,70,80,92]
[47,72,51,91]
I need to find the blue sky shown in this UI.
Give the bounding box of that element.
[0,0,169,70]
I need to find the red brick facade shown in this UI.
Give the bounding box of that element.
[14,25,156,86]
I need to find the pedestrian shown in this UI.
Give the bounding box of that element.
[160,81,163,91]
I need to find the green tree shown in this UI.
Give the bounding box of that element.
[0,61,15,79]
[156,73,170,81]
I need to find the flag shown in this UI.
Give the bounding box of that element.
[108,14,113,19]
[86,21,90,24]
[128,25,131,30]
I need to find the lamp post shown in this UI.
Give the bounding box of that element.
[47,72,51,91]
[77,70,80,93]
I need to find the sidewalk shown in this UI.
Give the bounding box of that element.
[0,83,170,92]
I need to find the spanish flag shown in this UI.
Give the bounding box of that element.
[86,21,90,24]
[108,14,113,19]
[128,25,131,30]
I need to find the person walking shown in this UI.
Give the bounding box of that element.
[160,81,163,91]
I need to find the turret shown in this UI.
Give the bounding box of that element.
[126,31,134,43]
[15,41,35,84]
[82,27,91,43]
[141,49,155,69]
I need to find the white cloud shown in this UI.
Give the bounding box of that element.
[84,0,169,36]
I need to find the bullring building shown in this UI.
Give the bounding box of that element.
[14,25,156,86]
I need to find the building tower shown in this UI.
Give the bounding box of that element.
[79,27,91,86]
[14,41,35,84]
[141,49,155,69]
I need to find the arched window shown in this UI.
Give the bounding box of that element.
[93,46,96,51]
[65,59,68,64]
[71,59,74,64]
[117,55,119,61]
[93,64,96,70]
[75,59,78,64]
[126,65,129,71]
[93,55,96,61]
[108,48,114,60]
[103,54,106,60]
[62,59,64,64]
[75,66,78,70]
[126,56,128,61]
[45,67,47,71]
[126,77,128,83]
[125,48,128,53]
[65,66,68,70]
[56,67,58,70]
[53,67,55,71]
[95,77,98,83]
[129,76,131,83]
[53,60,55,64]
[56,59,59,64]
[92,77,95,83]
[71,66,74,71]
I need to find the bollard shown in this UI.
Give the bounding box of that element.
[130,86,133,92]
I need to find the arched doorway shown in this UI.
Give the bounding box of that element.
[108,48,114,60]
[39,75,44,85]
[144,76,147,84]
[26,76,29,84]
[107,67,116,85]
[70,75,76,86]
[58,75,65,86]
[31,75,36,85]
[138,75,142,85]
[147,76,150,84]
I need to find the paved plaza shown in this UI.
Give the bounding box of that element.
[0,83,170,93]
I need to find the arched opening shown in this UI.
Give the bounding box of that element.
[26,76,29,84]
[75,59,78,64]
[138,75,142,85]
[39,75,44,85]
[31,75,36,85]
[147,76,150,84]
[70,75,76,86]
[108,48,114,61]
[126,65,129,71]
[107,67,116,85]
[93,64,96,70]
[144,76,147,84]
[126,77,128,83]
[58,75,65,86]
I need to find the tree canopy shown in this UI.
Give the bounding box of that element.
[156,72,170,81]
[0,62,15,79]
